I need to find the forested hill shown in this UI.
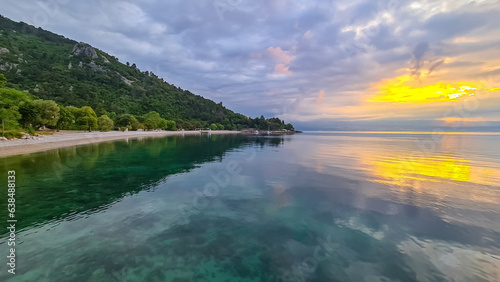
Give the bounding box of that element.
[0,15,293,131]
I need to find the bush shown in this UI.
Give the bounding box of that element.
[26,126,36,136]
[0,130,23,139]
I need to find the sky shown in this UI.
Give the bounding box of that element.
[1,0,500,130]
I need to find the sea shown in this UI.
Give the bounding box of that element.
[1,132,499,281]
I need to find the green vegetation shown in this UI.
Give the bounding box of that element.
[0,129,22,139]
[0,106,21,129]
[0,73,6,88]
[31,99,60,128]
[98,115,114,132]
[0,15,294,137]
[77,106,98,132]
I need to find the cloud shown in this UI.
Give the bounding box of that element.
[303,30,312,40]
[267,46,294,65]
[267,46,295,75]
[274,63,292,75]
[1,0,499,129]
[316,90,325,104]
[427,59,445,75]
[410,42,430,77]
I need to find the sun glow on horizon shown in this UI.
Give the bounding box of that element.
[370,76,499,104]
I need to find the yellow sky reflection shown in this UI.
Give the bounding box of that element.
[360,150,500,207]
[369,155,471,185]
[300,135,500,204]
[367,153,500,205]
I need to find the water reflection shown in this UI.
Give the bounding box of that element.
[370,155,471,184]
[285,132,500,280]
[0,135,251,235]
[295,133,500,199]
[367,136,499,187]
[0,135,292,236]
[1,133,499,281]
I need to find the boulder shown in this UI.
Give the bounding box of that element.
[72,42,98,59]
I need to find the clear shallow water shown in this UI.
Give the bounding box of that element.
[1,132,499,281]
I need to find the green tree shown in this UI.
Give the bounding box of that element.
[77,106,98,131]
[56,105,75,131]
[98,115,114,131]
[32,99,60,129]
[209,123,217,131]
[133,122,145,131]
[0,73,6,88]
[165,120,177,131]
[0,106,21,130]
[107,112,117,121]
[143,111,163,130]
[216,123,224,130]
[95,104,108,117]
[157,119,168,129]
[0,87,32,108]
[184,121,194,130]
[18,101,36,128]
[66,106,82,129]
[116,114,138,129]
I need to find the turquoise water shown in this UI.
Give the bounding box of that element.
[1,132,500,281]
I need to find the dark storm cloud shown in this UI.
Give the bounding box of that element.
[0,0,499,125]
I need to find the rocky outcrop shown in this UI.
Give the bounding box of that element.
[0,62,18,71]
[0,47,9,54]
[72,42,98,59]
[89,61,106,72]
[121,75,134,85]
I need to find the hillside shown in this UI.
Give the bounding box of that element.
[0,15,293,131]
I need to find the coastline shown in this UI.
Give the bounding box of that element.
[0,130,241,158]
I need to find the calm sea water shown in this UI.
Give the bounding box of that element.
[1,132,500,281]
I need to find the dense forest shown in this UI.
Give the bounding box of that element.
[0,15,294,137]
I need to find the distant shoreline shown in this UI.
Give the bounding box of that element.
[0,130,241,158]
[302,130,500,135]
